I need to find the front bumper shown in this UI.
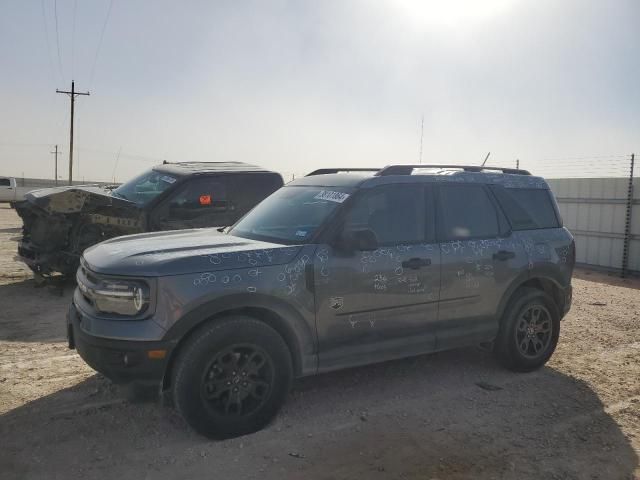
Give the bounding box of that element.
[67,301,174,385]
[561,284,573,317]
[17,241,78,275]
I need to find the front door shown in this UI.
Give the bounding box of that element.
[150,176,237,230]
[315,183,441,372]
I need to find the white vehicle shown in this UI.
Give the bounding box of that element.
[0,177,32,203]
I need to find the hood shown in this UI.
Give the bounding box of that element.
[24,185,134,214]
[83,228,302,276]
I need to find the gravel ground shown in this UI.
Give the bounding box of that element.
[0,203,639,479]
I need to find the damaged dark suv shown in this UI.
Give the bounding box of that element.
[13,162,283,276]
[68,164,574,439]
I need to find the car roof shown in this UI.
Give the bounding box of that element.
[154,161,278,176]
[288,166,549,190]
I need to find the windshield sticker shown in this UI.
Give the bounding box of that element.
[314,190,349,203]
[160,175,177,184]
[295,230,308,237]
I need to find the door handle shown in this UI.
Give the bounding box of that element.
[493,250,515,261]
[402,257,431,269]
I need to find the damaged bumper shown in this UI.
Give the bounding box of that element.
[12,186,140,276]
[17,240,77,275]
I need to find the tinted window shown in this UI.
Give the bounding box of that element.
[344,185,425,245]
[491,187,559,230]
[0,178,10,187]
[438,185,499,239]
[166,177,230,219]
[230,173,283,216]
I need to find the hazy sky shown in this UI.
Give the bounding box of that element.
[1,0,638,182]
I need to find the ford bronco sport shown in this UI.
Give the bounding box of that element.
[13,161,283,276]
[68,164,574,439]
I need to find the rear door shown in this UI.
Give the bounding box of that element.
[226,173,284,222]
[435,183,524,348]
[150,176,238,230]
[315,183,441,371]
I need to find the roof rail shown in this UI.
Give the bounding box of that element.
[376,165,531,176]
[306,168,381,176]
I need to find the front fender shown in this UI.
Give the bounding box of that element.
[163,292,317,377]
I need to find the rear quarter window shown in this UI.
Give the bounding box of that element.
[491,187,560,230]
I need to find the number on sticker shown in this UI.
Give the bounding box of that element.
[314,190,349,203]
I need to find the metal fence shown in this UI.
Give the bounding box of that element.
[515,154,638,276]
[548,176,639,275]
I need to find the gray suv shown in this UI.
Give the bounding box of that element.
[67,165,574,439]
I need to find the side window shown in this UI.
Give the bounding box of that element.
[344,185,425,245]
[437,185,499,240]
[491,187,560,230]
[166,178,231,220]
[0,178,10,187]
[230,173,283,216]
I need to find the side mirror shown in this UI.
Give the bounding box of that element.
[336,228,379,252]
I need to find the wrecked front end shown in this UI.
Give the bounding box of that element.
[13,186,144,277]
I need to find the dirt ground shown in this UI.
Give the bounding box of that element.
[0,202,639,480]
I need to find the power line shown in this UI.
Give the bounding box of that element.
[539,154,631,161]
[40,0,60,85]
[54,0,64,81]
[73,146,166,163]
[89,0,114,89]
[71,0,77,80]
[0,142,53,148]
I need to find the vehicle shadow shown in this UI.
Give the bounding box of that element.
[0,348,637,479]
[0,277,74,342]
[574,267,640,290]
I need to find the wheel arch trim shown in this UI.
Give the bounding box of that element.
[496,268,568,324]
[161,293,316,390]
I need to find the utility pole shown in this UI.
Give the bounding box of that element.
[516,159,520,170]
[50,145,60,186]
[56,81,89,185]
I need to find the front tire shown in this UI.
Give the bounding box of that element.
[172,316,293,439]
[494,287,560,372]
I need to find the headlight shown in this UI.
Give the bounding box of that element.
[91,279,150,316]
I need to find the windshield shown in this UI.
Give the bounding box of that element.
[229,186,351,244]
[112,169,178,205]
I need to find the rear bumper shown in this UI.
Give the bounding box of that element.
[67,302,173,385]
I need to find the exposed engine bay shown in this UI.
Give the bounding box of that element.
[13,186,143,276]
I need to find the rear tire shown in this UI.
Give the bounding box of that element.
[494,287,560,372]
[172,316,292,439]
